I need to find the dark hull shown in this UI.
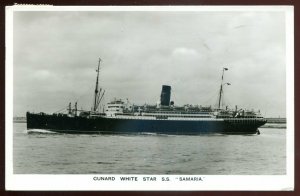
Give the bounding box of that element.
[26,112,266,135]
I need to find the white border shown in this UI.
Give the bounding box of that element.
[8,5,294,12]
[5,5,294,191]
[285,7,294,190]
[5,6,14,191]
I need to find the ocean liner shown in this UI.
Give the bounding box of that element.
[26,58,267,135]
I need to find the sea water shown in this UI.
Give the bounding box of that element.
[12,123,286,174]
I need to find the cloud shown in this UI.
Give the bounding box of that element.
[172,47,198,57]
[12,10,287,117]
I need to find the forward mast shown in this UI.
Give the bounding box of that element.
[93,58,105,112]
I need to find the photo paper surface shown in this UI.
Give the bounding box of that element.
[6,5,294,190]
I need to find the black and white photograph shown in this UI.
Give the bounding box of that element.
[6,6,294,190]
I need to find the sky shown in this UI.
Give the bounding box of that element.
[12,9,287,117]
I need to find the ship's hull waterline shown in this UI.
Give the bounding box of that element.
[26,112,266,135]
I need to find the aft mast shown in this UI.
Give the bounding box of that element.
[93,58,101,112]
[218,67,229,109]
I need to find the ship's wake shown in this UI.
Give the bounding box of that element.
[26,129,59,134]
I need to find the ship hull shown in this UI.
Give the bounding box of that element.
[26,112,266,135]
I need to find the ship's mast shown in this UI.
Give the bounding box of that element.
[218,67,228,109]
[93,58,101,112]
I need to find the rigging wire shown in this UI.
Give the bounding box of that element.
[53,106,68,114]
[221,88,232,109]
[172,83,220,106]
[202,89,220,107]
[194,80,221,101]
[170,88,180,105]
